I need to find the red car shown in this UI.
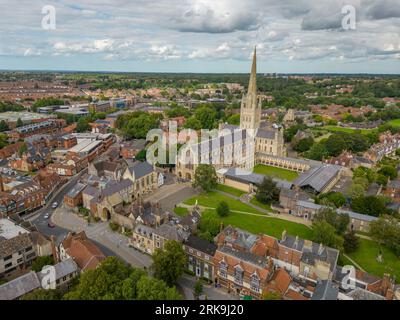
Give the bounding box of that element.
[48,222,55,228]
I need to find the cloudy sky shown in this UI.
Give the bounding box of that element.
[0,0,399,73]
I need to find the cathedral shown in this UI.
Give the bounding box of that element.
[176,48,285,180]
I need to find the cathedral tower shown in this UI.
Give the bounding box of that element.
[240,47,262,130]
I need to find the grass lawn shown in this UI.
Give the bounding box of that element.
[184,191,265,214]
[250,197,273,212]
[347,238,400,281]
[215,184,246,197]
[253,164,299,182]
[321,126,374,135]
[387,119,400,128]
[201,209,313,240]
[174,207,189,216]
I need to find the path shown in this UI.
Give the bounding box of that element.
[343,254,366,272]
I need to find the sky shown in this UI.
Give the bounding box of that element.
[0,0,399,73]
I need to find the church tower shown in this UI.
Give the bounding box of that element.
[240,47,262,130]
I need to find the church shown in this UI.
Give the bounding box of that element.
[176,48,285,180]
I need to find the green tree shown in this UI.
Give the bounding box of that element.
[136,276,182,300]
[369,215,400,257]
[347,183,365,199]
[18,143,28,157]
[325,134,347,157]
[263,291,282,300]
[22,289,62,300]
[378,165,397,180]
[31,256,54,272]
[226,114,240,125]
[16,118,23,127]
[343,230,360,253]
[293,137,314,152]
[76,117,91,133]
[184,117,202,130]
[304,143,328,161]
[314,208,349,235]
[196,214,221,242]
[216,201,230,217]
[312,221,344,250]
[255,177,280,204]
[351,196,388,217]
[194,280,203,299]
[0,133,8,149]
[318,192,346,208]
[193,164,218,192]
[195,106,217,129]
[0,120,9,132]
[152,240,186,287]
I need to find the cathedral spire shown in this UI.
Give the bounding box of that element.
[248,46,257,95]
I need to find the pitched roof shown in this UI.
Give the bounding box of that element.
[311,280,339,300]
[0,272,40,300]
[37,258,78,283]
[184,235,217,256]
[61,232,106,271]
[293,164,341,193]
[128,161,154,179]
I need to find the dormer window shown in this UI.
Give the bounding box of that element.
[250,273,260,292]
[234,265,244,285]
[219,261,227,278]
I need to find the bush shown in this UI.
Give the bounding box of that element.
[216,201,230,217]
[109,222,120,232]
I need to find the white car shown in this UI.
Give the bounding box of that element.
[44,213,50,219]
[51,202,58,209]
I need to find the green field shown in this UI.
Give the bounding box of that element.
[347,239,400,281]
[201,209,312,240]
[174,207,189,216]
[215,184,246,197]
[387,119,400,128]
[183,191,312,239]
[253,164,299,182]
[184,191,264,215]
[250,197,273,212]
[319,126,374,135]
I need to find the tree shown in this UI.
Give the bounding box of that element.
[22,289,62,300]
[196,214,221,242]
[194,280,203,299]
[0,133,8,149]
[216,201,230,217]
[76,117,91,133]
[136,276,182,300]
[325,134,347,157]
[293,137,314,152]
[378,165,397,180]
[370,215,400,257]
[312,221,344,250]
[314,208,349,235]
[193,164,217,192]
[194,106,217,129]
[226,114,240,125]
[184,117,202,130]
[152,240,187,287]
[343,230,360,253]
[18,143,28,157]
[351,196,388,217]
[304,143,328,161]
[347,183,365,199]
[31,255,54,272]
[16,117,23,127]
[318,192,346,208]
[0,120,9,132]
[255,177,280,204]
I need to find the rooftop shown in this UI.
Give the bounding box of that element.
[0,218,29,240]
[0,271,40,300]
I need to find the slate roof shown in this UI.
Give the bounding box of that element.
[293,164,341,193]
[388,179,400,189]
[346,288,385,300]
[0,233,33,259]
[66,182,87,198]
[219,245,268,268]
[280,235,339,273]
[256,128,276,139]
[153,223,189,242]
[311,280,339,300]
[184,235,217,256]
[37,258,78,283]
[101,179,132,197]
[0,272,40,300]
[128,161,154,179]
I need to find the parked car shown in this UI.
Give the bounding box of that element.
[51,202,58,209]
[44,213,50,219]
[48,222,55,228]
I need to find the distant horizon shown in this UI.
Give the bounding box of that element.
[1,68,400,76]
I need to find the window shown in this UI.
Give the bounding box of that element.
[219,262,227,278]
[250,274,260,292]
[4,255,12,261]
[5,262,13,269]
[234,266,244,285]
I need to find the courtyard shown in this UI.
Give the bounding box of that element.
[253,164,300,181]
